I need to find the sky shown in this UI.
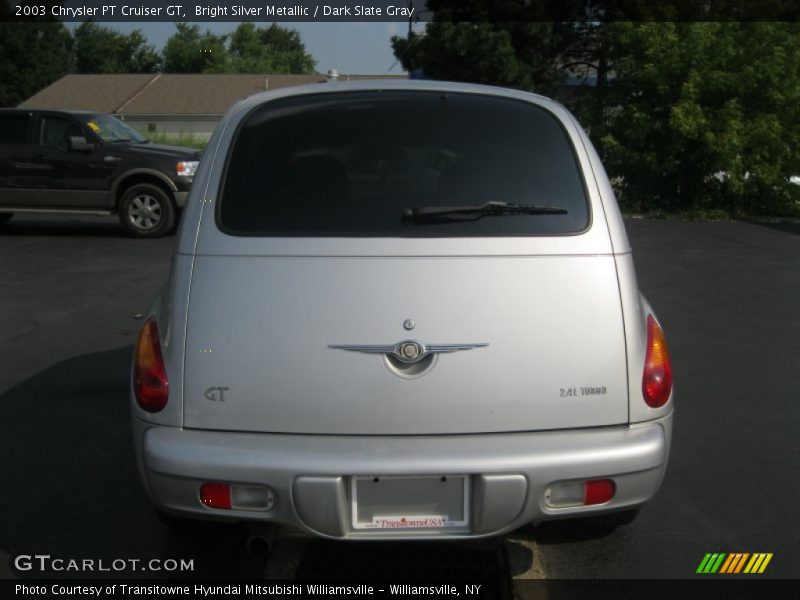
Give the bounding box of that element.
[73,21,414,75]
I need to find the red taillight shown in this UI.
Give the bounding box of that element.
[133,318,169,412]
[584,479,615,505]
[642,315,672,408]
[200,483,232,509]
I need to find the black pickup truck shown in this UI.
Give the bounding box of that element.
[0,109,202,237]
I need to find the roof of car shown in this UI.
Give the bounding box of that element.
[226,79,558,120]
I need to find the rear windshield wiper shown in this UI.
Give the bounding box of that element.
[402,201,568,222]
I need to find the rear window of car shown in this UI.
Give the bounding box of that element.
[218,91,590,236]
[0,114,30,145]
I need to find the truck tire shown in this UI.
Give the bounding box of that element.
[118,183,175,238]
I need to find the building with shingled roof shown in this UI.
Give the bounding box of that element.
[19,73,407,140]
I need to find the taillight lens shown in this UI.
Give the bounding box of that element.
[642,315,672,407]
[133,318,169,412]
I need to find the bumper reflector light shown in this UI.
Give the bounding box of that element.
[231,485,275,511]
[200,483,275,511]
[546,481,584,507]
[546,479,616,507]
[200,483,231,509]
[584,479,615,505]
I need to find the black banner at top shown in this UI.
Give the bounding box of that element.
[4,0,800,22]
[8,0,423,22]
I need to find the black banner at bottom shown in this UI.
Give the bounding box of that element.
[4,579,799,600]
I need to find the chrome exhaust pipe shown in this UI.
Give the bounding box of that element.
[246,523,275,555]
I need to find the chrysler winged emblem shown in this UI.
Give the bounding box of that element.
[328,340,488,364]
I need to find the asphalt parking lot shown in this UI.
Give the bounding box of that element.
[1,214,798,586]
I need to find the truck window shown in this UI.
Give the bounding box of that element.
[0,115,30,145]
[40,117,83,150]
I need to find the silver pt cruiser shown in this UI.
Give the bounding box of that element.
[131,80,673,540]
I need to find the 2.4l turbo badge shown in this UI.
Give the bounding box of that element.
[560,386,608,398]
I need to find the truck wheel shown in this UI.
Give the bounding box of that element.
[0,213,13,224]
[118,183,175,238]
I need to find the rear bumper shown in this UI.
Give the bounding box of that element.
[134,413,672,539]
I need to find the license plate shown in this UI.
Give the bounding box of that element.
[351,475,470,530]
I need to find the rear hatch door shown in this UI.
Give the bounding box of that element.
[183,254,628,434]
[181,87,628,434]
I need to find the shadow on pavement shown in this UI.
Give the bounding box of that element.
[0,217,134,239]
[748,219,800,236]
[296,540,513,598]
[0,346,265,579]
[503,539,534,578]
[528,521,619,545]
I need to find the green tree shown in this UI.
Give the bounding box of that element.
[0,2,73,107]
[393,21,594,98]
[162,23,229,73]
[73,23,160,74]
[392,4,800,216]
[229,23,315,74]
[602,22,800,215]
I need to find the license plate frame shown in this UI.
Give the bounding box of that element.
[350,474,470,530]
